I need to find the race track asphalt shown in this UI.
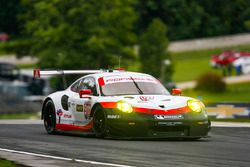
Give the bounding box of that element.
[0,123,250,167]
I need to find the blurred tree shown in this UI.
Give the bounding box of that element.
[21,0,137,69]
[136,0,250,40]
[160,0,204,40]
[197,0,250,37]
[0,0,23,36]
[139,19,173,82]
[136,0,204,40]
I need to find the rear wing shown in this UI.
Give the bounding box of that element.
[33,69,107,89]
[33,69,103,78]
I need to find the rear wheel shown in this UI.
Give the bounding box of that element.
[93,106,107,138]
[43,100,57,134]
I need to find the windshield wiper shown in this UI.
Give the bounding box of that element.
[130,76,143,94]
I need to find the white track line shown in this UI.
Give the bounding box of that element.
[0,120,43,124]
[0,148,134,167]
[211,122,250,127]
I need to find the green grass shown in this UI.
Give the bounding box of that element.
[182,81,250,104]
[0,159,18,167]
[0,43,8,55]
[16,63,36,69]
[171,44,250,82]
[0,113,39,120]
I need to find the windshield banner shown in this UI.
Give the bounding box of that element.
[98,76,158,86]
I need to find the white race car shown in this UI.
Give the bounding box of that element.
[34,69,210,139]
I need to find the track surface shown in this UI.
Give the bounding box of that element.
[0,124,250,167]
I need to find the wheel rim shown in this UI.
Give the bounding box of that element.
[93,109,106,134]
[44,103,55,133]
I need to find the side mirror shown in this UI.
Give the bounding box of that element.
[79,89,92,98]
[172,88,182,95]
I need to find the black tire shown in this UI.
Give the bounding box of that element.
[93,106,107,138]
[43,100,57,134]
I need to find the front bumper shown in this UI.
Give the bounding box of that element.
[105,109,211,138]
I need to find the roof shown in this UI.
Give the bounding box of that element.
[87,71,153,78]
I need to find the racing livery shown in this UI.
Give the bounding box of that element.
[34,69,210,139]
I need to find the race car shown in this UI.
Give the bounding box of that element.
[210,51,239,68]
[210,50,250,68]
[34,69,210,139]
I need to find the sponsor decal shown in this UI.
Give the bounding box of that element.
[139,96,154,102]
[63,114,72,118]
[154,114,184,120]
[84,101,91,119]
[57,109,63,116]
[56,109,63,124]
[99,76,158,86]
[76,105,83,112]
[107,114,120,119]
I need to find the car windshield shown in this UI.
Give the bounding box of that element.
[99,76,170,96]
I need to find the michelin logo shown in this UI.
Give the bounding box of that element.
[154,114,184,120]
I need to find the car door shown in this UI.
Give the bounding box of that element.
[69,77,98,125]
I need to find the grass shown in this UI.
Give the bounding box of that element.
[171,44,250,82]
[2,41,250,82]
[0,159,19,167]
[0,43,11,55]
[182,81,250,104]
[0,113,39,120]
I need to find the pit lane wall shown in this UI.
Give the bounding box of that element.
[169,33,250,52]
[206,102,250,119]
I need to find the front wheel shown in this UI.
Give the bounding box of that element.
[43,100,57,134]
[93,106,107,138]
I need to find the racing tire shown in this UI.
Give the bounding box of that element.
[43,100,57,134]
[93,106,107,138]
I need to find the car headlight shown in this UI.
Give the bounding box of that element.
[117,101,133,113]
[187,100,203,113]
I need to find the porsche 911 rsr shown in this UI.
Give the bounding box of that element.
[34,69,210,139]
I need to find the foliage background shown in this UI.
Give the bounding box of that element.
[1,0,250,82]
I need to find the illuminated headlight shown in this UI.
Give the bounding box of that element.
[117,101,133,113]
[187,100,204,113]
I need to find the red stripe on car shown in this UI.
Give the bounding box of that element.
[133,106,190,115]
[56,121,93,131]
[100,102,116,108]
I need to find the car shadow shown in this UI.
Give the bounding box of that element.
[43,131,211,142]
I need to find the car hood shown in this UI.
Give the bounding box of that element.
[98,95,194,110]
